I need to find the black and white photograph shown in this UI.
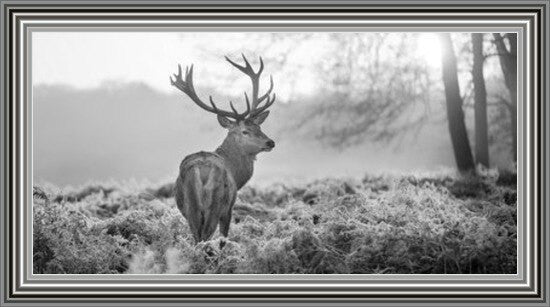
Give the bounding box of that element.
[32,31,518,275]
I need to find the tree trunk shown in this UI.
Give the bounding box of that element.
[493,33,517,161]
[509,103,517,162]
[439,33,476,172]
[471,33,489,167]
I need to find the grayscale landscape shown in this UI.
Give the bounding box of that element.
[32,32,517,274]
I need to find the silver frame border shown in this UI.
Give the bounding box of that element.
[1,1,547,306]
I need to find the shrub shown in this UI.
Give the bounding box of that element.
[496,169,517,187]
[33,200,129,273]
[447,175,492,199]
[33,169,517,274]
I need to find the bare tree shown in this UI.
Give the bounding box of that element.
[439,33,475,172]
[295,33,432,148]
[471,33,489,167]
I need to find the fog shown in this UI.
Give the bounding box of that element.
[33,83,455,187]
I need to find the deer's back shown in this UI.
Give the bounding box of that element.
[178,151,231,184]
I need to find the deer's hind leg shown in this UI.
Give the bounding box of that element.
[197,166,226,241]
[177,168,204,243]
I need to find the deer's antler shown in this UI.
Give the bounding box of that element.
[171,55,275,121]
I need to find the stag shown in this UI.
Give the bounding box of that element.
[170,55,276,243]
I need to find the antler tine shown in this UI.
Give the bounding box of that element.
[250,93,276,117]
[229,101,239,115]
[241,53,253,71]
[257,75,274,103]
[208,96,218,110]
[244,92,251,114]
[185,65,194,91]
[257,57,264,76]
[170,64,183,87]
[225,56,251,75]
[225,54,262,77]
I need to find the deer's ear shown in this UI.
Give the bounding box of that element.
[217,115,235,129]
[251,111,270,125]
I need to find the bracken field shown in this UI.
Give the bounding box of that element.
[33,169,517,274]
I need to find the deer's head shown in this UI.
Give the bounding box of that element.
[171,55,276,155]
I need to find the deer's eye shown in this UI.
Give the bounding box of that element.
[242,131,250,135]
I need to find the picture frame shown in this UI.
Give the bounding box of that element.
[1,0,548,306]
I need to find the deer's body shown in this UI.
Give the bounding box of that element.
[175,152,237,242]
[171,55,276,243]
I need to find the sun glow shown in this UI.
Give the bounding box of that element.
[416,33,443,68]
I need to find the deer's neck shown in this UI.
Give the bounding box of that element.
[215,137,255,190]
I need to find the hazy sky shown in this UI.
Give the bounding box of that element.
[32,32,442,97]
[32,32,345,101]
[32,32,470,188]
[34,32,217,91]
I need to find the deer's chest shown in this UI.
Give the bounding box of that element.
[232,157,254,189]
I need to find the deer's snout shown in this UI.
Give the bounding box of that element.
[266,140,275,149]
